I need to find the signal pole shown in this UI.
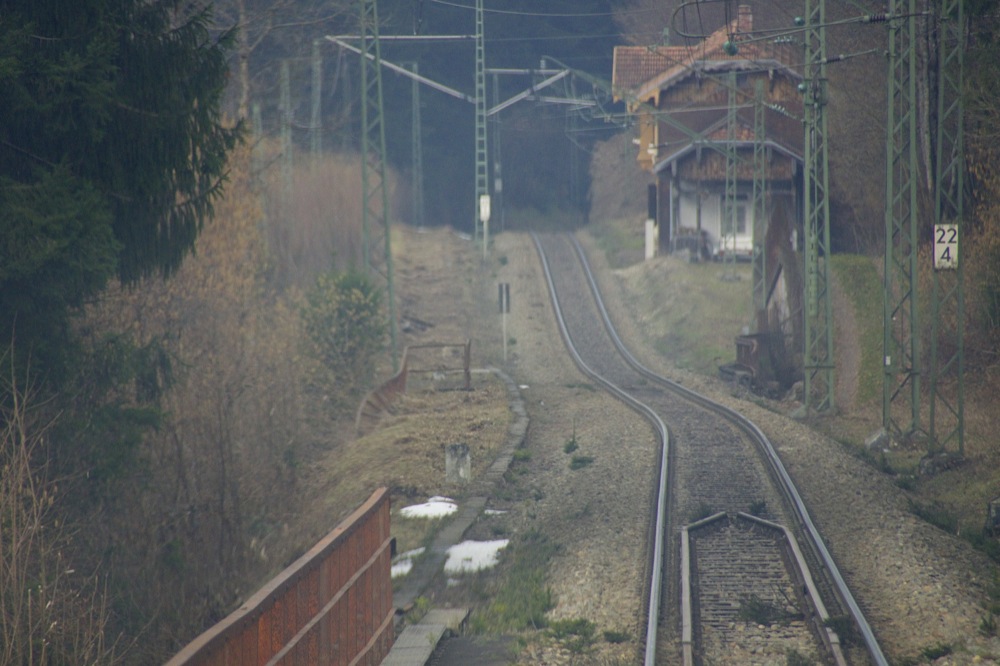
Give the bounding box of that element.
[360,0,398,369]
[882,0,920,440]
[311,39,322,157]
[474,0,490,255]
[492,73,505,233]
[722,70,739,277]
[801,0,835,413]
[719,70,739,280]
[751,80,768,331]
[929,0,966,454]
[411,62,425,229]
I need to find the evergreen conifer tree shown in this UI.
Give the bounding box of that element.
[0,0,241,380]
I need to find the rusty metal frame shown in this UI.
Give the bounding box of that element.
[166,489,393,666]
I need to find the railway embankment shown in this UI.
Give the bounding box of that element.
[356,225,1000,664]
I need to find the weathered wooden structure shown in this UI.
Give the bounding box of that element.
[612,5,804,260]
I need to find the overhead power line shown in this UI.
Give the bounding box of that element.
[428,0,658,18]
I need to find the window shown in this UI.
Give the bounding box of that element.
[721,194,749,236]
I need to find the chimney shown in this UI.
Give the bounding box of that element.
[738,5,753,34]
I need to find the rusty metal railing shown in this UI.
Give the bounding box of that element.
[165,488,393,666]
[355,340,472,435]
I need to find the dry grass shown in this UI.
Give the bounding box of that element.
[613,256,754,374]
[255,144,402,292]
[299,375,511,554]
[587,124,1000,564]
[604,233,1000,569]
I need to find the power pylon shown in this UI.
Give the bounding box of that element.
[802,0,835,413]
[311,39,323,157]
[474,0,489,252]
[281,60,293,198]
[411,62,425,229]
[929,0,966,454]
[360,0,398,368]
[722,70,738,275]
[882,0,920,440]
[752,80,768,331]
[491,73,504,232]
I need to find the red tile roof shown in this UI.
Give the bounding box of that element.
[612,5,800,104]
[612,46,689,95]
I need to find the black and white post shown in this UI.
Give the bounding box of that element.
[499,282,510,363]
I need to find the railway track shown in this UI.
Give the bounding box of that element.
[530,232,887,666]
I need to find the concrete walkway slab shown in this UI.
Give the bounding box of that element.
[381,609,469,666]
[385,369,527,665]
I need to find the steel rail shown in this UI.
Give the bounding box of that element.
[565,233,889,666]
[530,233,669,666]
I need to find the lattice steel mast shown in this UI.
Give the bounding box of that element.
[722,70,739,275]
[929,0,966,454]
[474,0,489,252]
[360,0,398,368]
[281,61,293,197]
[411,62,425,228]
[311,39,323,157]
[801,0,835,413]
[492,73,505,232]
[882,0,920,439]
[752,80,768,331]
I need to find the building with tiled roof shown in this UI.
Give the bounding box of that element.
[612,5,804,265]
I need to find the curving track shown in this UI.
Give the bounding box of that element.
[530,232,887,666]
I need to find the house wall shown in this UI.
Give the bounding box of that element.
[676,189,753,256]
[673,184,798,260]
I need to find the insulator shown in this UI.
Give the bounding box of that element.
[865,12,889,23]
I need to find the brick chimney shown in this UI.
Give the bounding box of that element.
[738,5,753,34]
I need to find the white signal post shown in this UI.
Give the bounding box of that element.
[480,194,491,260]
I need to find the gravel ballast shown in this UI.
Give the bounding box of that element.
[389,226,1000,665]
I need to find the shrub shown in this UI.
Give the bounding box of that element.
[738,594,796,626]
[301,270,387,409]
[980,612,997,637]
[0,368,122,665]
[823,615,860,647]
[549,618,596,653]
[786,649,813,666]
[603,629,631,644]
[921,643,953,660]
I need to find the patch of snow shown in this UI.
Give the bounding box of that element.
[391,547,426,579]
[400,496,457,519]
[444,539,509,574]
[391,560,413,578]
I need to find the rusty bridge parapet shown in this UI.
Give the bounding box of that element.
[165,488,393,666]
